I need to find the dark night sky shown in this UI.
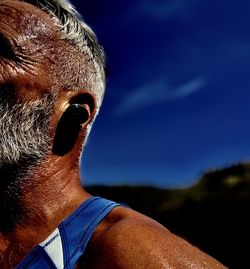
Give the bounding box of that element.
[72,0,250,187]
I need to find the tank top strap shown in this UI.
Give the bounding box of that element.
[60,196,119,268]
[15,196,119,269]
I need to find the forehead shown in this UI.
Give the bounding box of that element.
[0,1,64,100]
[0,0,58,37]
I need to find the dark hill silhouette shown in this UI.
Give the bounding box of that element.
[86,163,250,269]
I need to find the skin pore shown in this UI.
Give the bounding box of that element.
[0,1,228,268]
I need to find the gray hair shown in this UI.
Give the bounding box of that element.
[21,0,106,110]
[0,92,55,166]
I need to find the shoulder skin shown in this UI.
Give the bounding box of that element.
[77,206,228,269]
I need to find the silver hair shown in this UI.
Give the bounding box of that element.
[20,0,106,110]
[0,93,56,166]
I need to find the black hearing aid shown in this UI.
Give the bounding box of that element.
[52,104,90,156]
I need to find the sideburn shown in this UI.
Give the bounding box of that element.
[0,89,57,233]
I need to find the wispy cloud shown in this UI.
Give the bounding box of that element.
[115,77,207,116]
[125,0,197,22]
[136,0,185,20]
[114,0,199,33]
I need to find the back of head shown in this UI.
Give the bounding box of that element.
[22,0,106,109]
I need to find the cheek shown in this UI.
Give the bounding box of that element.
[10,71,54,102]
[16,85,43,101]
[0,62,53,103]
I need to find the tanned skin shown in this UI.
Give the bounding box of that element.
[0,1,227,268]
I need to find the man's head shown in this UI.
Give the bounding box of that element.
[0,0,105,170]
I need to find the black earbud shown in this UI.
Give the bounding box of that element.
[52,104,90,156]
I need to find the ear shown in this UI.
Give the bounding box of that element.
[52,91,96,156]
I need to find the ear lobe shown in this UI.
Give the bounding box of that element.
[52,92,96,156]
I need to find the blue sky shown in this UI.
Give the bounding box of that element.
[73,0,250,187]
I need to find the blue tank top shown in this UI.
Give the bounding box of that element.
[15,196,119,269]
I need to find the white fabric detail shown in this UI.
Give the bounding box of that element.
[39,228,64,269]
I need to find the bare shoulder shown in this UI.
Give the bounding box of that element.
[80,206,227,269]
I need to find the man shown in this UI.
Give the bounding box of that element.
[0,0,227,268]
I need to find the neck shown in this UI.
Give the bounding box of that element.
[0,152,90,268]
